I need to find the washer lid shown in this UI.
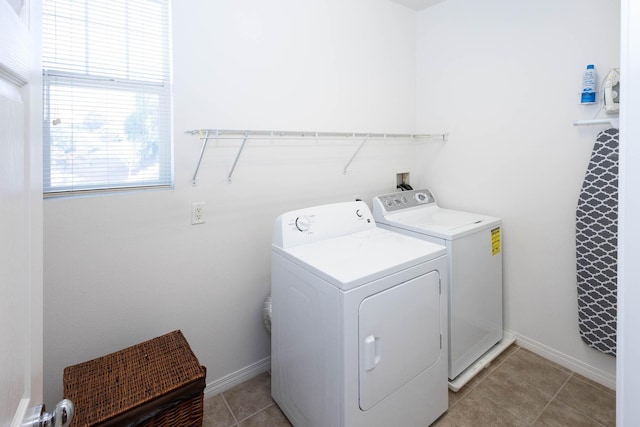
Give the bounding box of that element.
[379,206,501,240]
[274,227,446,290]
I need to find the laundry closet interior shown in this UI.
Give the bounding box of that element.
[41,0,623,424]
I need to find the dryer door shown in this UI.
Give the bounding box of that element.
[358,271,442,411]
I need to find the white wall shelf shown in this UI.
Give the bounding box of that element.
[573,118,619,128]
[186,129,448,185]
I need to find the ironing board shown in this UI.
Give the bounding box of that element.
[575,127,618,356]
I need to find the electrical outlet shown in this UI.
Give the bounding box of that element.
[191,202,205,225]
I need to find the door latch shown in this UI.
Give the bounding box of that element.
[27,399,74,427]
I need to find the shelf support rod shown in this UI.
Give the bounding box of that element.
[191,130,211,186]
[343,135,369,175]
[227,132,250,183]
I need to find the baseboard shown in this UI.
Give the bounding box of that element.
[202,333,616,397]
[203,357,271,398]
[506,329,616,390]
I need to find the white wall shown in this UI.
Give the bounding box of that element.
[42,0,421,406]
[617,0,640,422]
[416,0,619,386]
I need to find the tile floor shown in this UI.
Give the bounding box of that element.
[202,345,615,426]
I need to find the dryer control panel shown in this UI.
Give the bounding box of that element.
[273,201,375,249]
[373,189,437,214]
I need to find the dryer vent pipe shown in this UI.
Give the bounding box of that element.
[263,294,272,334]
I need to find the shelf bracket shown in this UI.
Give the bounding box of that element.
[191,130,211,186]
[227,132,250,184]
[343,135,369,175]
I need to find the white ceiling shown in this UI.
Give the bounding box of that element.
[388,0,446,11]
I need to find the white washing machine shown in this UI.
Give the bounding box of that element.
[373,189,514,391]
[271,201,448,427]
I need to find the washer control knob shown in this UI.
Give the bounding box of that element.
[415,192,429,203]
[295,216,311,232]
[356,209,363,218]
[385,199,393,208]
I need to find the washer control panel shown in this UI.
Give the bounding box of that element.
[374,189,436,213]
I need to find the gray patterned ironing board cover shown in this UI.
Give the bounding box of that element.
[575,127,618,356]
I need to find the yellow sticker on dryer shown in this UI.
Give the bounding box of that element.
[491,227,501,256]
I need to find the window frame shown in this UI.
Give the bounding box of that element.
[42,0,173,197]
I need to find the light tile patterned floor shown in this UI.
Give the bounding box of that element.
[203,372,291,427]
[202,345,615,426]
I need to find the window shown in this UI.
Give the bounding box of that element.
[42,0,172,195]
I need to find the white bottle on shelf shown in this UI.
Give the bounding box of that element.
[580,64,597,104]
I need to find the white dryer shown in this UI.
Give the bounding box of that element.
[271,201,448,427]
[373,189,513,391]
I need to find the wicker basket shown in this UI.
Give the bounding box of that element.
[63,330,206,427]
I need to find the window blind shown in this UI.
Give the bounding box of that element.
[42,0,172,195]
